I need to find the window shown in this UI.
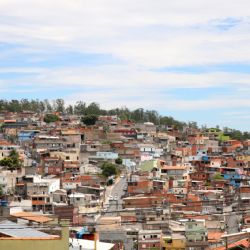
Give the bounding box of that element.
[66,156,70,160]
[165,239,172,244]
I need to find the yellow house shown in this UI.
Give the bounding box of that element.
[50,148,80,161]
[236,155,250,161]
[161,234,186,250]
[0,219,69,250]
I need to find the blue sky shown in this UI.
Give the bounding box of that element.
[0,0,250,131]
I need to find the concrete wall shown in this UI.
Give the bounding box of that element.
[0,225,69,250]
[99,229,134,250]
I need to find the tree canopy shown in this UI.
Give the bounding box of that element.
[44,114,60,123]
[81,114,98,126]
[0,149,22,170]
[0,99,249,138]
[0,185,3,196]
[115,157,123,165]
[101,162,118,178]
[213,172,223,180]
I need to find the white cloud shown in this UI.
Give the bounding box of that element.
[0,0,250,67]
[0,0,250,129]
[65,88,250,113]
[2,65,250,90]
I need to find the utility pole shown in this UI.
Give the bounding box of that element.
[94,232,97,250]
[137,230,139,250]
[237,187,241,217]
[168,202,171,232]
[225,237,228,250]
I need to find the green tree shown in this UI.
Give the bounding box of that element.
[131,108,144,122]
[8,100,21,112]
[39,101,46,113]
[9,149,19,158]
[44,114,60,123]
[44,99,53,112]
[8,135,17,144]
[66,105,74,115]
[0,99,7,111]
[101,162,117,177]
[86,102,101,115]
[159,116,186,130]
[144,110,159,124]
[55,98,65,113]
[115,157,123,165]
[81,114,98,126]
[107,109,118,116]
[0,185,3,196]
[0,149,22,170]
[20,99,30,110]
[188,121,198,129]
[213,172,223,180]
[243,132,250,140]
[30,99,40,112]
[74,101,86,115]
[107,178,113,186]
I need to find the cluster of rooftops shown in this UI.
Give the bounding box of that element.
[0,112,250,249]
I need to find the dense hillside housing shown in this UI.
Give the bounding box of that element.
[0,111,250,249]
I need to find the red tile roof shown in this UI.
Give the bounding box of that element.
[208,232,224,243]
[12,212,53,223]
[210,238,249,250]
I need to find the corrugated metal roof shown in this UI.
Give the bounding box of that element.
[0,220,53,238]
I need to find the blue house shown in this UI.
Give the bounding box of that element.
[221,167,242,187]
[18,130,39,142]
[96,151,118,160]
[201,155,210,162]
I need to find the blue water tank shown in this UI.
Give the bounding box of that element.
[0,200,8,207]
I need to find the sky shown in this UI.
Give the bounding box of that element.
[0,0,250,131]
